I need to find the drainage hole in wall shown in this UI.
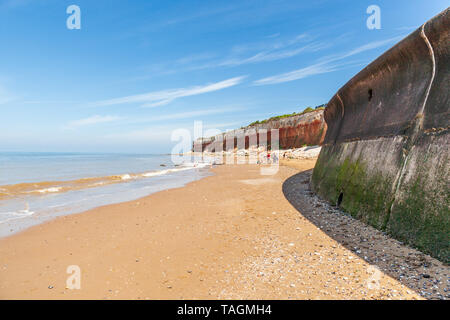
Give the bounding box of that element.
[368,89,373,101]
[337,192,344,207]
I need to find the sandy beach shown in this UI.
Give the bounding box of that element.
[0,160,448,300]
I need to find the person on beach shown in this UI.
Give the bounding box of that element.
[273,153,278,164]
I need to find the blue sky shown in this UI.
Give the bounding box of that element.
[0,0,448,153]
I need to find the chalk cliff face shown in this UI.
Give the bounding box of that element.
[194,109,326,152]
[312,9,449,262]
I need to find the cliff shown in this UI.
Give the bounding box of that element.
[311,9,449,262]
[194,108,327,152]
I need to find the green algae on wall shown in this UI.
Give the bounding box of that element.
[312,134,450,264]
[387,135,450,263]
[312,149,395,231]
[388,172,450,263]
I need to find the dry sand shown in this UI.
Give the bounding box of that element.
[0,160,447,299]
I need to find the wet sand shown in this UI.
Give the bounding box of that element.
[0,160,446,299]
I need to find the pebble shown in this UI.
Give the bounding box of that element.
[280,170,449,300]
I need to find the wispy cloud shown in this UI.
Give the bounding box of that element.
[0,85,15,105]
[127,107,245,124]
[253,36,404,86]
[92,76,246,108]
[200,34,330,68]
[65,106,245,131]
[229,33,308,55]
[141,33,330,76]
[216,41,329,67]
[323,36,404,62]
[66,115,121,128]
[253,62,342,86]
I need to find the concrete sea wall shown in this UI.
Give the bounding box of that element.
[311,9,449,262]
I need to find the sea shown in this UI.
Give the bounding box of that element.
[0,152,212,237]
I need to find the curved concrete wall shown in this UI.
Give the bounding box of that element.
[312,9,449,263]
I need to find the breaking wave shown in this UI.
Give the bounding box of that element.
[0,162,211,200]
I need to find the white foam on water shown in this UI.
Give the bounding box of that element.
[36,187,62,193]
[0,209,35,223]
[180,162,212,168]
[142,169,170,177]
[141,162,211,177]
[0,155,214,236]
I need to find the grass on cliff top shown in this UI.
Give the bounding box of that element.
[248,105,326,127]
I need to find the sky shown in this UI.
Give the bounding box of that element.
[0,0,448,153]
